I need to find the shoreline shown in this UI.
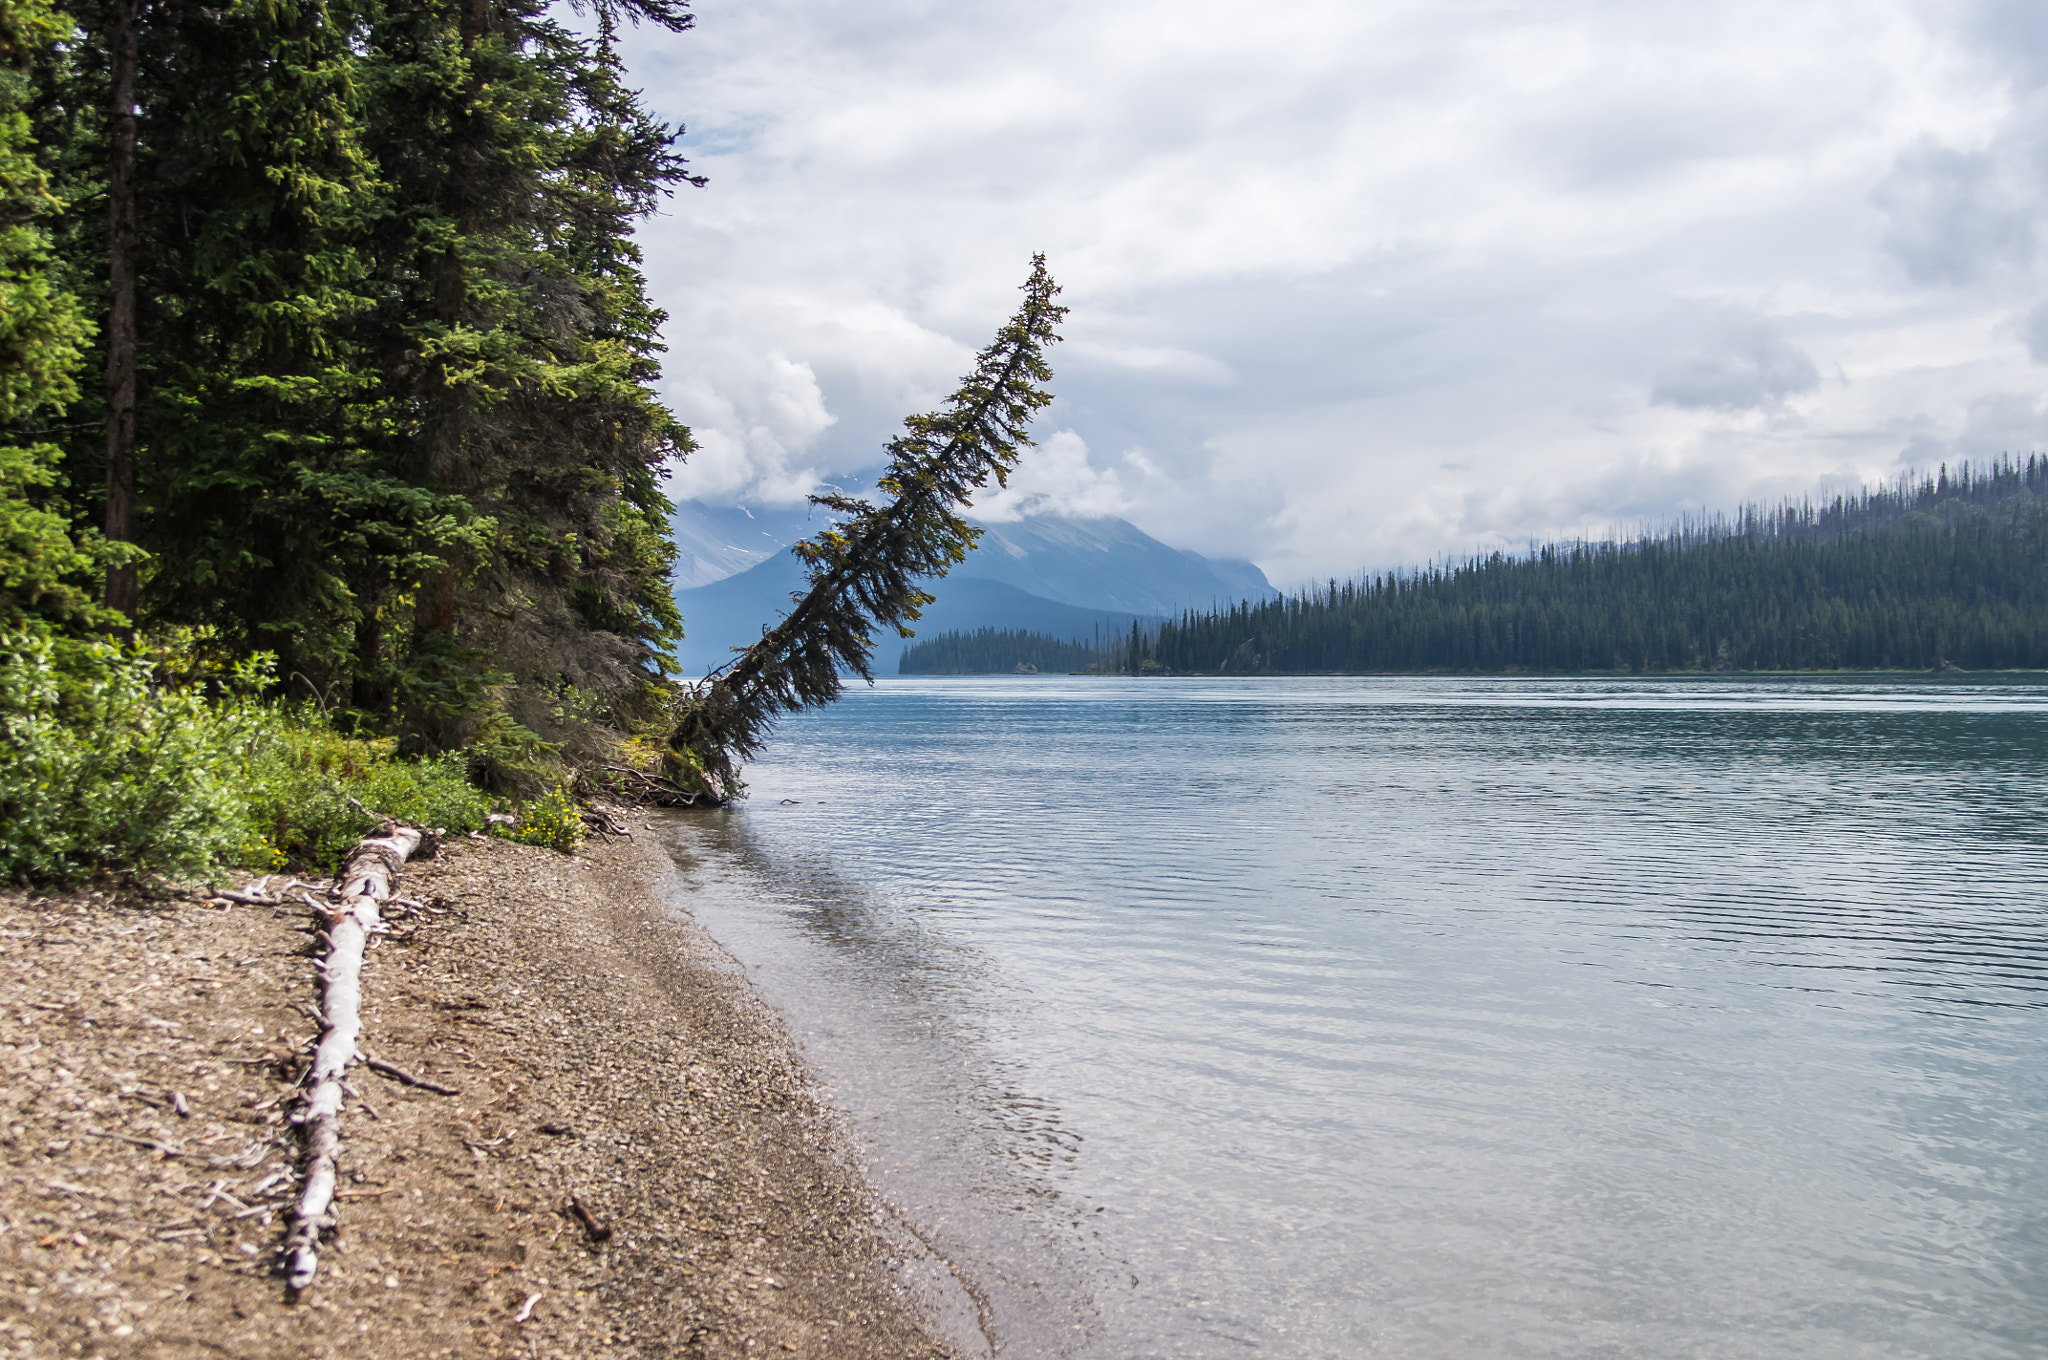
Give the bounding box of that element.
[889,667,2048,678]
[0,824,972,1358]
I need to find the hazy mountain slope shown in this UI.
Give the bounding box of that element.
[666,502,834,589]
[1177,548,1276,603]
[964,517,1277,614]
[668,504,1276,601]
[668,509,1276,675]
[672,552,1146,675]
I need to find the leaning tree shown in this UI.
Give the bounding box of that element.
[664,255,1065,797]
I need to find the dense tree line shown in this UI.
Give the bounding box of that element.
[1154,458,2048,675]
[1,0,697,783]
[898,626,1098,674]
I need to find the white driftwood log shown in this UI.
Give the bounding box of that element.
[283,821,423,1291]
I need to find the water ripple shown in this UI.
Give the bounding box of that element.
[663,676,2048,1359]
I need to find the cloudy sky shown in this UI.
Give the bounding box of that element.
[621,0,2048,587]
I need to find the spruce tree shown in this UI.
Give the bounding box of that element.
[13,0,701,780]
[0,0,106,633]
[130,0,421,697]
[667,256,1065,796]
[354,0,699,772]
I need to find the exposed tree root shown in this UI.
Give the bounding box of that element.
[598,764,719,808]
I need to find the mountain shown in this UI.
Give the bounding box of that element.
[665,501,837,589]
[961,516,1276,615]
[667,510,1277,676]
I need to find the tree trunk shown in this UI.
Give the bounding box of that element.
[350,595,392,718]
[103,0,140,623]
[413,0,491,647]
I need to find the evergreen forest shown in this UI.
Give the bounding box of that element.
[899,627,1098,675]
[2,0,697,759]
[0,0,1069,881]
[0,0,711,879]
[1148,459,2048,676]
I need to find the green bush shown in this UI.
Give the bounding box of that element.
[0,629,262,884]
[0,625,511,885]
[242,722,498,871]
[496,783,585,853]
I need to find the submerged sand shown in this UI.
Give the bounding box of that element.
[0,822,971,1359]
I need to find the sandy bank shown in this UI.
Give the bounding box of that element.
[0,823,970,1359]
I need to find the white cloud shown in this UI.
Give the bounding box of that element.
[622,0,2048,587]
[1873,139,2037,285]
[972,429,1141,522]
[665,349,834,505]
[1651,318,1823,412]
[2025,303,2048,362]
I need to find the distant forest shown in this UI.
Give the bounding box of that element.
[1151,458,2048,674]
[906,459,2048,676]
[899,627,1099,674]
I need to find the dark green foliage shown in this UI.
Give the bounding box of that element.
[1155,458,2048,675]
[11,0,700,785]
[0,0,708,881]
[351,0,696,765]
[125,0,413,686]
[0,0,118,636]
[899,627,1099,675]
[668,257,1066,794]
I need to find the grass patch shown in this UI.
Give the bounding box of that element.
[243,723,499,871]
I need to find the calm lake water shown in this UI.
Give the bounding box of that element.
[657,676,2048,1359]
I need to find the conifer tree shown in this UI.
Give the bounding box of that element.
[129,0,415,693]
[13,0,701,780]
[666,256,1065,796]
[354,0,699,770]
[0,0,106,632]
[1151,457,2048,675]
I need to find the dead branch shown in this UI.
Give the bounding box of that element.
[580,801,634,839]
[359,1054,460,1096]
[209,1140,276,1171]
[599,764,715,808]
[568,1194,613,1243]
[86,1129,184,1157]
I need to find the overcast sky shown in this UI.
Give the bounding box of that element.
[621,0,2048,587]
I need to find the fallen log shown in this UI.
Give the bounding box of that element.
[282,819,423,1292]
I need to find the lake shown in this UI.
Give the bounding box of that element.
[656,675,2048,1359]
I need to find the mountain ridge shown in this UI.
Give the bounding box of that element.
[668,509,1277,676]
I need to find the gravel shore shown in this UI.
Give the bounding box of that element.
[0,821,971,1359]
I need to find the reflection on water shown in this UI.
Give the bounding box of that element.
[659,676,2048,1359]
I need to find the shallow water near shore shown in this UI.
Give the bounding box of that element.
[658,675,2048,1359]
